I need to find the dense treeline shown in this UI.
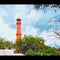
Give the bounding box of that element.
[0,37,15,49]
[0,35,60,56]
[15,35,60,56]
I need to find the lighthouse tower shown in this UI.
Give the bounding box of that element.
[16,17,22,41]
[14,17,22,53]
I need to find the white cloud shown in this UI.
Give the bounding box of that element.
[40,29,60,48]
[22,26,39,36]
[0,7,8,18]
[0,17,15,42]
[0,6,16,42]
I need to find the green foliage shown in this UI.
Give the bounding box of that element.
[0,37,15,49]
[24,49,48,56]
[24,47,58,56]
[46,47,58,56]
[0,35,59,56]
[18,35,58,56]
[21,35,45,53]
[0,39,4,49]
[0,35,57,56]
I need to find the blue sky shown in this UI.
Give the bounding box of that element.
[0,5,60,48]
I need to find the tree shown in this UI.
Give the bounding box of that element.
[46,47,58,56]
[21,35,46,53]
[34,4,60,12]
[0,39,4,49]
[0,37,15,49]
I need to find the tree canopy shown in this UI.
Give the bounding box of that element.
[34,4,60,12]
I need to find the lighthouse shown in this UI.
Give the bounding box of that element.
[15,17,22,53]
[16,17,22,41]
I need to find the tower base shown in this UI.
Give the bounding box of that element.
[14,38,22,53]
